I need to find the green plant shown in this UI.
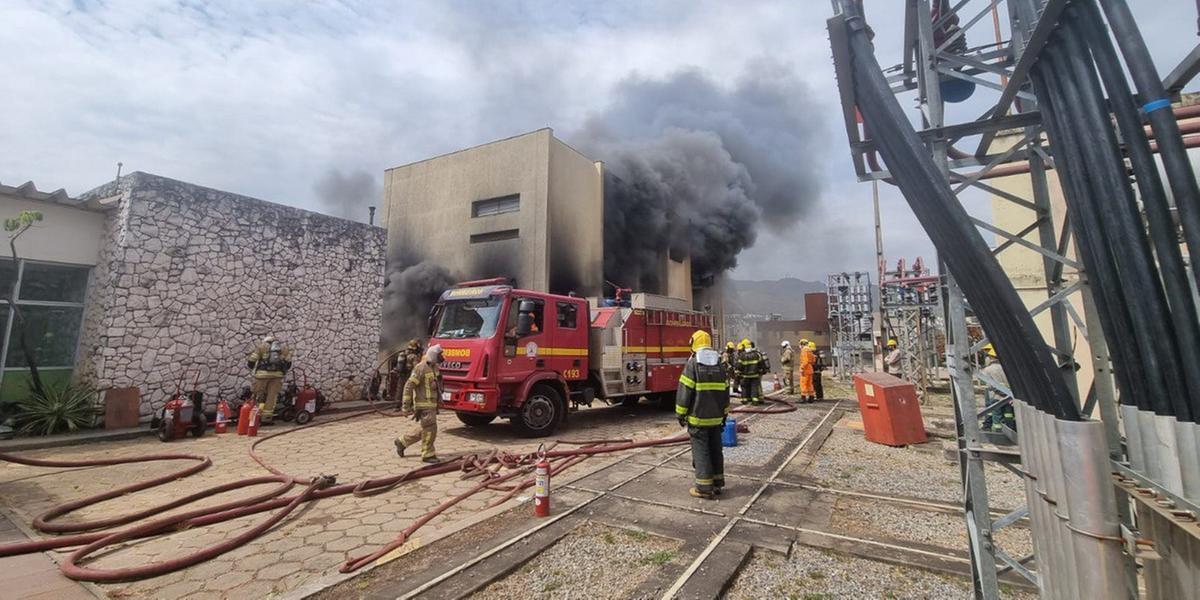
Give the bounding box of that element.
[640,550,675,566]
[15,381,96,435]
[623,529,650,542]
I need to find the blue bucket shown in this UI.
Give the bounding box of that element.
[722,418,738,447]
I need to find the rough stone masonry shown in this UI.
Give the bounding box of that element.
[76,172,385,419]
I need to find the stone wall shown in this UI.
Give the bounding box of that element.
[77,172,385,418]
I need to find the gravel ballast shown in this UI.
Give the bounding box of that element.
[724,545,1038,600]
[807,422,1027,507]
[471,521,681,599]
[828,496,1034,558]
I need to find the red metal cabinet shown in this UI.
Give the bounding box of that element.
[853,372,927,446]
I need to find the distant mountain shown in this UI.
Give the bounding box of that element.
[725,278,826,319]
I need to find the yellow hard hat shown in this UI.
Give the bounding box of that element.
[887,338,898,347]
[726,341,735,349]
[983,343,997,358]
[690,330,712,352]
[808,341,816,350]
[799,338,809,346]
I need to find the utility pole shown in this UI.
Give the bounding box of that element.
[873,179,888,368]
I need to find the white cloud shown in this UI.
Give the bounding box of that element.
[1,0,1196,281]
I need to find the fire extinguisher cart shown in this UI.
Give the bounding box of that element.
[156,370,209,442]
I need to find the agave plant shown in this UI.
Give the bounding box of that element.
[15,382,97,436]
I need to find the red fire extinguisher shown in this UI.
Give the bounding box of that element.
[533,444,550,517]
[247,403,262,437]
[215,399,230,434]
[237,400,252,435]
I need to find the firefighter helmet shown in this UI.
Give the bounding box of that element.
[690,330,712,352]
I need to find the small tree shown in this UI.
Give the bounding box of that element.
[4,210,46,398]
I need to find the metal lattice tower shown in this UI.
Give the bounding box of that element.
[880,258,942,398]
[826,271,875,378]
[826,0,1200,597]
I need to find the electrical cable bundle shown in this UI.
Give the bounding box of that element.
[1021,0,1200,430]
[840,4,1081,421]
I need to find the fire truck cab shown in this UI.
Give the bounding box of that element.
[427,278,712,437]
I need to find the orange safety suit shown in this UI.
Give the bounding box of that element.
[799,345,816,398]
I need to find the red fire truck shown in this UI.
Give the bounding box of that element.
[426,278,713,437]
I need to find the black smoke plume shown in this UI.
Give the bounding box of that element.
[381,256,456,349]
[576,62,824,289]
[313,168,379,222]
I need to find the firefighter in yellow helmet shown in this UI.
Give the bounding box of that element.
[979,343,1014,432]
[246,335,292,424]
[676,330,730,499]
[811,341,826,400]
[884,338,902,375]
[737,339,766,405]
[395,344,444,463]
[778,341,795,395]
[799,339,816,403]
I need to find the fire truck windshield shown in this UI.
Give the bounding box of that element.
[432,298,504,339]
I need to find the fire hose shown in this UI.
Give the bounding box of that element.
[0,380,795,582]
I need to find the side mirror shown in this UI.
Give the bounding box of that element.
[515,300,535,337]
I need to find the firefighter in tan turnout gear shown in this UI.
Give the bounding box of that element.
[395,344,444,463]
[779,340,795,395]
[676,330,731,500]
[388,339,424,406]
[246,335,292,424]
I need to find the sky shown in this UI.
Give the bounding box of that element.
[1,0,1196,282]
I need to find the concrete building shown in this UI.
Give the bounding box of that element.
[1,173,384,418]
[382,128,693,303]
[754,292,831,353]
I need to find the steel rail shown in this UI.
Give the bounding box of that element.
[659,401,843,599]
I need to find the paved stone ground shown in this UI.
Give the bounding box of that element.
[0,401,679,599]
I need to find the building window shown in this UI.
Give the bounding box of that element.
[472,194,520,217]
[556,302,578,329]
[470,229,520,244]
[0,258,90,398]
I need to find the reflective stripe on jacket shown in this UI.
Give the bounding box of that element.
[676,349,731,428]
[736,349,764,378]
[403,361,442,411]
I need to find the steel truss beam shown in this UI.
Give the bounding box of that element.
[829,1,1136,598]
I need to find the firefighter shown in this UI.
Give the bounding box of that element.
[246,335,292,424]
[738,340,765,405]
[779,341,795,395]
[676,329,730,499]
[980,343,1015,432]
[395,344,444,463]
[812,342,826,401]
[799,338,816,403]
[389,339,423,406]
[723,341,739,391]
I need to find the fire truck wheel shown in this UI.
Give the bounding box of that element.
[191,414,207,438]
[512,385,562,438]
[620,396,640,408]
[456,412,496,427]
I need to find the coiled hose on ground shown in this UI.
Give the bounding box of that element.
[0,371,796,582]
